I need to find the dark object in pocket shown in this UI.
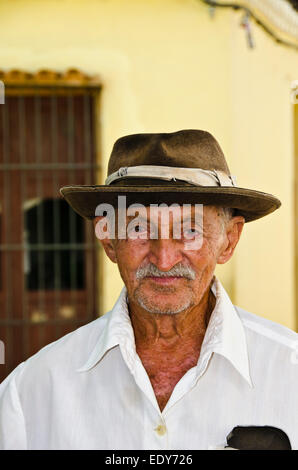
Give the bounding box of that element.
[226,426,292,450]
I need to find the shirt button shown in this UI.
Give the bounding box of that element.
[155,424,167,436]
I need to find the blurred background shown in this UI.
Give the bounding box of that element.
[0,0,298,381]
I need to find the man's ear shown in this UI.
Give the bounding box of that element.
[93,216,118,264]
[217,216,245,265]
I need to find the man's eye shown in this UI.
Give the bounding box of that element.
[183,228,201,238]
[127,224,149,238]
[135,224,147,233]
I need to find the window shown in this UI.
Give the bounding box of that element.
[24,198,85,291]
[0,70,101,380]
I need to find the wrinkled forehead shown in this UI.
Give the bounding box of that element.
[116,203,218,218]
[94,203,222,224]
[117,204,222,227]
[93,204,223,228]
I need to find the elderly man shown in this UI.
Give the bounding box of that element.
[0,130,297,450]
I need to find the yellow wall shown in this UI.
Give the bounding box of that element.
[0,0,297,328]
[229,11,298,329]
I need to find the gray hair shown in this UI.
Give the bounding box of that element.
[220,207,235,221]
[214,206,236,231]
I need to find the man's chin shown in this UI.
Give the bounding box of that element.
[134,291,192,315]
[131,280,195,314]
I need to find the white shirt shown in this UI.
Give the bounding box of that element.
[0,277,297,450]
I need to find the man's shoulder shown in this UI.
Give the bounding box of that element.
[35,313,110,366]
[2,312,110,388]
[235,305,298,350]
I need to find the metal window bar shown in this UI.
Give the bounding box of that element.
[67,94,78,331]
[18,96,30,361]
[51,95,60,339]
[35,95,46,349]
[0,243,95,251]
[0,163,101,169]
[84,93,93,322]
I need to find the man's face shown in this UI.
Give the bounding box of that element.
[95,205,244,315]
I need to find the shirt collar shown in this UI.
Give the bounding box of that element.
[77,277,253,387]
[76,286,135,372]
[199,277,253,387]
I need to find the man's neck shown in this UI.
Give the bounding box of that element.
[128,286,216,412]
[128,286,216,351]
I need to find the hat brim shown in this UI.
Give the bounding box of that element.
[60,184,281,223]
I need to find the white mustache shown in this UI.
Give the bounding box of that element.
[136,262,196,280]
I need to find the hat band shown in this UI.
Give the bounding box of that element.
[105,165,237,187]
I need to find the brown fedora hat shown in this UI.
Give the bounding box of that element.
[60,129,281,223]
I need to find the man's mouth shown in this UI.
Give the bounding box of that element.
[144,276,185,284]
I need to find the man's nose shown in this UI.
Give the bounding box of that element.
[148,239,183,271]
